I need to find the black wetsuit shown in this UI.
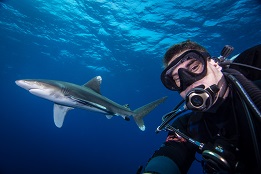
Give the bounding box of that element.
[145,44,261,174]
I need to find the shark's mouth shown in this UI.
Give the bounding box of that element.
[28,88,46,96]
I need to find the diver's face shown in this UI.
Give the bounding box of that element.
[179,59,224,99]
[170,56,205,88]
[162,49,226,100]
[162,50,209,92]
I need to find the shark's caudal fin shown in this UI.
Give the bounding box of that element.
[133,96,167,131]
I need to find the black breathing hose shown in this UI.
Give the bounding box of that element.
[223,68,261,169]
[223,68,261,121]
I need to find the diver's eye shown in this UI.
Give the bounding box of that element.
[191,64,199,72]
[187,60,202,73]
[173,75,180,87]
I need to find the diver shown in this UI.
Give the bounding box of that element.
[140,40,261,174]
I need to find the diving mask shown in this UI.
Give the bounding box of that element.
[161,50,210,92]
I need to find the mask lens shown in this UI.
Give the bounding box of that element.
[161,50,208,91]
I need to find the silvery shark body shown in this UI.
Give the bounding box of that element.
[15,76,167,131]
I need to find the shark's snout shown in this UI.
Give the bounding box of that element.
[15,80,22,86]
[15,79,40,91]
[15,80,31,90]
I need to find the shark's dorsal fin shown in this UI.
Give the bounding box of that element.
[83,76,102,94]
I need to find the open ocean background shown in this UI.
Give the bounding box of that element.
[0,0,260,173]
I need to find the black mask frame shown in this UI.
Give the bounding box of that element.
[161,50,210,92]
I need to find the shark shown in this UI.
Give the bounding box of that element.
[15,76,167,131]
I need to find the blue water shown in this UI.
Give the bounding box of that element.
[0,0,260,173]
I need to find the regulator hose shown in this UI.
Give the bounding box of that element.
[223,68,261,120]
[223,68,261,169]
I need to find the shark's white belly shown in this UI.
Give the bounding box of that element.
[29,88,108,114]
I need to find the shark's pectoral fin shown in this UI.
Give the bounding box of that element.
[53,103,74,128]
[106,115,113,119]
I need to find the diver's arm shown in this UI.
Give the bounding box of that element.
[144,156,181,174]
[143,115,196,174]
[143,139,195,174]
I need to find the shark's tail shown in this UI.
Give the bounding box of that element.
[133,96,167,131]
